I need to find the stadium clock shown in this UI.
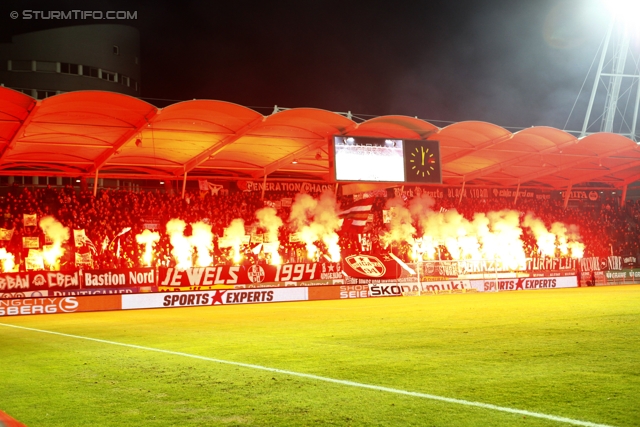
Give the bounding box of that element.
[403,139,442,183]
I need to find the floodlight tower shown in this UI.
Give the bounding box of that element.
[581,1,640,142]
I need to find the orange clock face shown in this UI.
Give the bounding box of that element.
[403,140,441,183]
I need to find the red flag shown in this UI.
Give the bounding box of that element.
[0,410,27,427]
[339,198,374,232]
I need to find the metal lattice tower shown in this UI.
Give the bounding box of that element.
[581,17,640,142]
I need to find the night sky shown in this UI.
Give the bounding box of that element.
[2,0,614,130]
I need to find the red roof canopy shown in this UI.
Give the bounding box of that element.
[1,87,639,189]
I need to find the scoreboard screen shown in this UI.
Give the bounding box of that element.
[333,136,441,184]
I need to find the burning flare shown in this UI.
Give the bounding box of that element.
[221,218,246,264]
[136,229,160,267]
[383,194,584,264]
[39,216,70,269]
[0,248,15,272]
[166,219,192,269]
[189,221,214,267]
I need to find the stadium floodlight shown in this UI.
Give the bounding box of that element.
[603,0,640,30]
[580,0,640,142]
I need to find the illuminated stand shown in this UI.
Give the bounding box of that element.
[580,2,640,142]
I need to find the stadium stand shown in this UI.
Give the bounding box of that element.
[0,184,638,272]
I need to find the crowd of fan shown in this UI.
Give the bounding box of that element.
[0,183,638,272]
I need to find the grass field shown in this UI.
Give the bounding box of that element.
[0,285,639,427]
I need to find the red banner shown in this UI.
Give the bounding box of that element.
[0,295,121,317]
[0,271,80,295]
[157,263,340,287]
[82,268,155,288]
[159,266,244,287]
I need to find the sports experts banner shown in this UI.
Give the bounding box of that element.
[122,287,308,310]
[470,276,578,292]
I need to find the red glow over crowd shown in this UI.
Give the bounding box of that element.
[0,183,638,272]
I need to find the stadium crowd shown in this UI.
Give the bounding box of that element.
[0,183,638,271]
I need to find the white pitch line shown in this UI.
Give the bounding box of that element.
[0,322,615,427]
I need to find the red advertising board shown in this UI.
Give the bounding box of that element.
[0,295,121,317]
[308,285,369,301]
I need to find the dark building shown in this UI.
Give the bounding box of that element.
[0,24,140,99]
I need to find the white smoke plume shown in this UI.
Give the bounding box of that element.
[289,191,341,261]
[523,213,556,257]
[566,224,585,258]
[381,197,416,249]
[484,210,526,268]
[255,207,283,264]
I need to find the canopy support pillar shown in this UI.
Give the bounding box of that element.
[181,172,188,199]
[261,173,267,200]
[93,170,99,197]
[513,182,521,205]
[563,184,572,209]
[621,184,628,207]
[458,181,466,205]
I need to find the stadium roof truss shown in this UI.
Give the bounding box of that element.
[1,87,639,191]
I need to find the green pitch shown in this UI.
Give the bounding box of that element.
[1,285,639,427]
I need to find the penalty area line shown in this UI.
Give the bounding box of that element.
[0,322,615,427]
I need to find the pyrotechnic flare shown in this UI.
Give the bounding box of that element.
[263,242,282,264]
[255,207,283,265]
[135,229,160,267]
[316,192,342,262]
[190,221,214,266]
[0,248,15,272]
[39,216,70,269]
[222,218,246,264]
[166,219,192,269]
